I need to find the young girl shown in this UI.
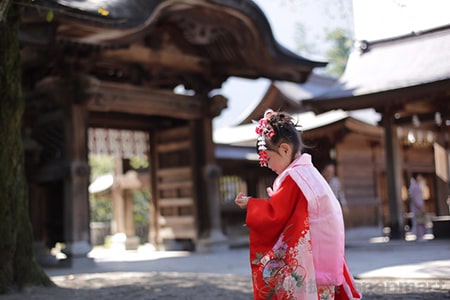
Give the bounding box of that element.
[235,110,361,300]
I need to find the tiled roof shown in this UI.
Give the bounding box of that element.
[323,25,450,98]
[22,0,326,85]
[303,25,450,116]
[214,109,379,146]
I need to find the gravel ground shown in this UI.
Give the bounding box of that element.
[2,227,449,299]
[1,272,449,300]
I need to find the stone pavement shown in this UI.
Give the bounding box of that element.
[1,227,450,299]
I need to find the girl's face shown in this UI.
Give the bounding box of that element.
[266,143,292,174]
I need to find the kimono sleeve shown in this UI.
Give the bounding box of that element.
[246,176,302,246]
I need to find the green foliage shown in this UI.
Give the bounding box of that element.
[89,193,112,222]
[89,155,115,181]
[294,24,353,79]
[294,23,319,55]
[129,155,149,169]
[324,28,353,78]
[88,155,114,222]
[133,190,150,225]
[89,189,150,225]
[46,10,54,22]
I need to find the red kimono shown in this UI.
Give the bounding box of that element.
[245,154,361,300]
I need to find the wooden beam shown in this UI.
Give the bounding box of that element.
[102,45,208,73]
[87,81,205,119]
[88,111,172,130]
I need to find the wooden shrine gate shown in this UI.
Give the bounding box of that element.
[85,80,221,251]
[19,0,324,263]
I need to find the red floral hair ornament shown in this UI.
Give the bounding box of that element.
[255,109,275,167]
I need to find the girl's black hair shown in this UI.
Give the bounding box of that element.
[258,111,304,159]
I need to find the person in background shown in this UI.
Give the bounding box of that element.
[321,161,350,217]
[408,172,426,241]
[234,109,361,300]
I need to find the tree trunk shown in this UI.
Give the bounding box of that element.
[0,1,53,294]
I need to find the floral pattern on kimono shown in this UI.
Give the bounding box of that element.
[247,176,318,299]
[252,225,318,300]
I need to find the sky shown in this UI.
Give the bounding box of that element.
[213,0,450,130]
[353,0,450,40]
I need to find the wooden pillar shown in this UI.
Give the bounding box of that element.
[124,190,135,237]
[30,184,60,266]
[197,95,228,251]
[111,159,141,250]
[63,98,93,265]
[111,158,125,234]
[382,107,404,239]
[123,171,141,250]
[148,129,159,247]
[433,134,450,216]
[36,75,94,264]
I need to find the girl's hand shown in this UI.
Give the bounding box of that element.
[235,192,250,209]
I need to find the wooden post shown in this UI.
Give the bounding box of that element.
[63,98,93,266]
[148,129,159,247]
[110,159,141,250]
[111,158,125,234]
[124,190,135,237]
[433,135,450,216]
[382,107,404,239]
[196,98,228,252]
